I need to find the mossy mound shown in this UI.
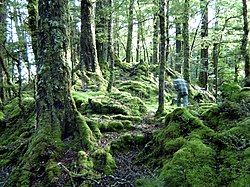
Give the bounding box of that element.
[116,80,157,99]
[92,148,117,175]
[83,91,148,116]
[138,102,250,186]
[110,133,150,153]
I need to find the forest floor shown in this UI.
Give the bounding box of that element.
[56,110,162,187]
[98,111,159,186]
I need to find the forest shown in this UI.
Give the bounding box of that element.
[0,0,249,186]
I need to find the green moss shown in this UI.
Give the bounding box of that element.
[86,119,102,139]
[110,133,146,153]
[117,80,157,99]
[83,91,147,116]
[77,151,94,176]
[21,96,35,112]
[112,114,142,123]
[0,111,5,122]
[92,149,117,175]
[160,139,217,187]
[221,82,241,101]
[76,113,96,151]
[45,160,62,183]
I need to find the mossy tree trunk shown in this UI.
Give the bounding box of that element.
[96,0,108,65]
[199,0,209,90]
[107,0,114,92]
[11,0,93,185]
[241,0,250,86]
[80,0,102,76]
[175,0,182,73]
[0,0,7,103]
[157,0,166,114]
[27,0,38,64]
[183,0,191,84]
[125,0,134,64]
[152,14,159,64]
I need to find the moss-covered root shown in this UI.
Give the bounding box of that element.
[92,149,117,175]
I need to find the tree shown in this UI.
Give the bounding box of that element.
[107,0,115,92]
[0,0,7,102]
[80,0,101,76]
[241,0,250,86]
[27,0,38,63]
[11,0,93,185]
[96,0,108,64]
[182,0,191,84]
[125,0,134,63]
[199,0,209,90]
[156,0,166,114]
[174,0,182,73]
[152,14,159,64]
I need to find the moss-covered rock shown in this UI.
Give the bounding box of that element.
[110,133,148,153]
[160,139,217,187]
[83,91,147,116]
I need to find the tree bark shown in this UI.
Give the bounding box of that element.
[80,0,101,76]
[175,1,182,73]
[199,0,209,90]
[125,0,134,63]
[0,0,7,103]
[107,0,114,92]
[152,14,159,64]
[241,0,250,86]
[183,0,191,84]
[96,0,108,64]
[27,0,38,64]
[157,0,166,114]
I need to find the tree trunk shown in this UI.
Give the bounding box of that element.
[213,42,219,100]
[199,0,209,90]
[157,0,166,114]
[0,0,7,103]
[175,0,182,73]
[125,0,134,63]
[80,0,101,76]
[242,0,250,86]
[152,14,159,64]
[27,0,38,63]
[183,0,191,84]
[96,0,108,65]
[107,0,114,92]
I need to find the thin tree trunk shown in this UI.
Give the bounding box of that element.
[199,0,209,90]
[27,0,38,63]
[125,0,134,63]
[183,0,191,84]
[152,14,159,64]
[213,42,219,100]
[107,0,114,92]
[0,0,7,103]
[175,4,182,73]
[242,0,250,86]
[157,0,166,114]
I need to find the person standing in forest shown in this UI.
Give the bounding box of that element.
[173,76,188,107]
